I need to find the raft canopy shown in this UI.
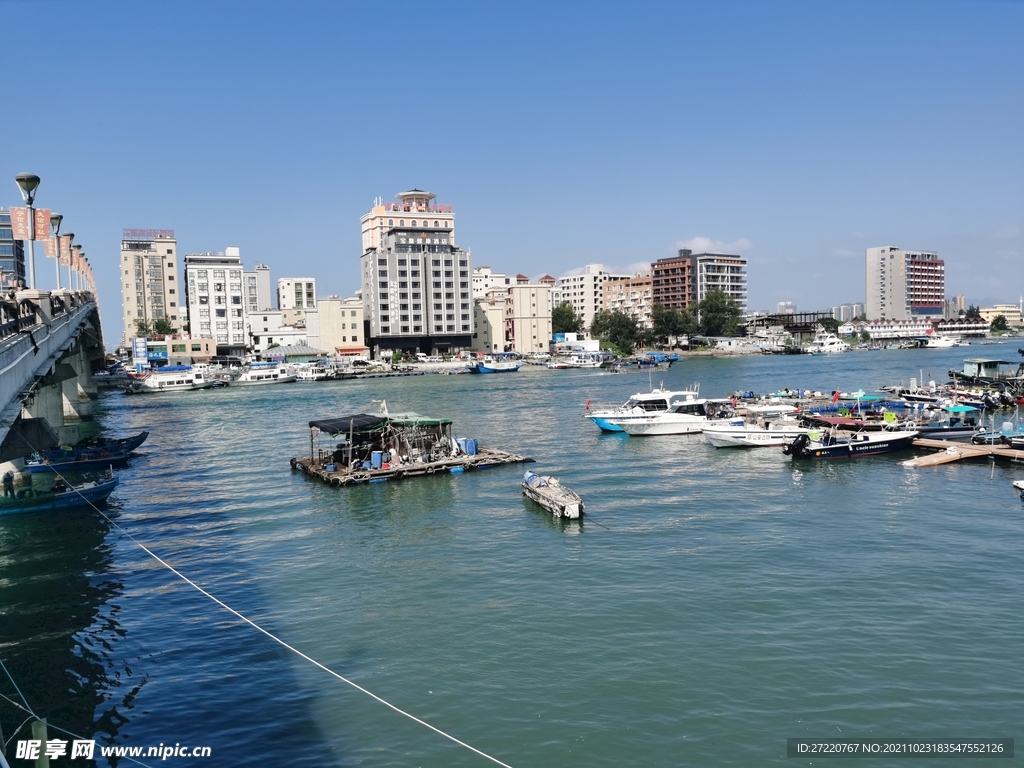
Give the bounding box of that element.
[388,412,452,427]
[309,414,389,435]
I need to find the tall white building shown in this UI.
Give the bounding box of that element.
[505,283,553,354]
[691,252,747,312]
[119,229,182,346]
[359,189,472,356]
[184,246,246,354]
[865,246,945,321]
[243,263,272,314]
[557,264,629,329]
[277,277,316,325]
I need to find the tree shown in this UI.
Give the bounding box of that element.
[133,318,152,337]
[860,330,872,343]
[652,303,698,346]
[990,314,1008,332]
[552,301,584,334]
[696,290,743,337]
[590,310,641,353]
[819,318,841,334]
[965,304,982,319]
[153,318,174,335]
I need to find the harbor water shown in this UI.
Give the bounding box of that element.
[2,346,1023,766]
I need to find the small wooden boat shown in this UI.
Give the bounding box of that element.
[38,431,149,461]
[522,471,583,519]
[0,475,119,516]
[24,448,133,473]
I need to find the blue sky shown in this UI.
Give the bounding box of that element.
[2,0,1022,335]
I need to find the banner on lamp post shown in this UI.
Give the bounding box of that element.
[33,209,51,240]
[59,236,71,265]
[43,236,57,258]
[9,207,30,240]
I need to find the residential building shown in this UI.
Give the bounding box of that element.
[651,249,747,314]
[183,246,246,355]
[651,252,697,311]
[831,303,864,321]
[0,208,26,287]
[119,229,182,347]
[246,309,307,356]
[865,246,945,321]
[472,266,512,298]
[359,189,472,356]
[139,336,217,367]
[243,263,272,315]
[307,294,366,354]
[943,295,965,320]
[557,264,629,329]
[602,272,653,327]
[277,277,316,324]
[472,295,507,352]
[979,303,1023,327]
[505,284,553,354]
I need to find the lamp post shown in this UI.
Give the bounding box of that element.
[14,173,41,289]
[50,213,63,290]
[63,232,74,289]
[72,244,82,290]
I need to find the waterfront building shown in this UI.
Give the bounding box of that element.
[119,229,182,348]
[865,246,945,321]
[0,208,26,287]
[306,294,366,355]
[558,264,629,329]
[602,272,653,327]
[247,309,307,356]
[651,252,695,311]
[472,295,506,352]
[505,283,553,354]
[472,266,512,299]
[359,190,472,357]
[243,263,273,315]
[277,277,316,324]
[183,246,246,355]
[978,303,1024,327]
[136,336,217,367]
[651,249,747,314]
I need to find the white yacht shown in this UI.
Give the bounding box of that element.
[124,366,212,394]
[613,399,741,436]
[587,386,701,432]
[702,405,810,448]
[924,334,956,349]
[230,362,297,386]
[805,332,849,354]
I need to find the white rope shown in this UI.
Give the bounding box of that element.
[21,454,513,768]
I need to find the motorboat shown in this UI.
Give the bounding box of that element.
[804,332,850,355]
[614,399,741,436]
[782,428,919,459]
[924,334,957,349]
[586,386,700,432]
[469,354,524,374]
[0,474,119,516]
[295,364,333,381]
[1014,479,1024,500]
[229,362,297,385]
[703,405,809,448]
[521,471,583,519]
[124,366,212,394]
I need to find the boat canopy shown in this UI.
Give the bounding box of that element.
[309,414,389,434]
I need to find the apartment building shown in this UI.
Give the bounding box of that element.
[865,246,945,321]
[183,246,246,355]
[119,229,182,346]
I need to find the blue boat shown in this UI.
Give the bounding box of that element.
[37,431,149,462]
[0,476,119,516]
[469,354,524,374]
[24,448,134,473]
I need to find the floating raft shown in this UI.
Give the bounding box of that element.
[902,438,1024,468]
[290,446,534,486]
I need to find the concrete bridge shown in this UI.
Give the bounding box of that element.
[0,288,106,467]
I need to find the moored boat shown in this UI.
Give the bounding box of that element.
[586,386,700,432]
[521,471,584,519]
[229,362,297,385]
[38,431,149,462]
[1014,479,1024,499]
[614,398,740,436]
[124,366,212,394]
[469,354,524,373]
[0,475,119,516]
[782,428,919,459]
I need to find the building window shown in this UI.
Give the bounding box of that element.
[399,220,405,226]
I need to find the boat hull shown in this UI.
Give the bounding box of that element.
[785,431,918,459]
[618,416,741,436]
[522,472,583,519]
[703,424,810,448]
[0,477,119,516]
[472,363,524,373]
[25,452,133,473]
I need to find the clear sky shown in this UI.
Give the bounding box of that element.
[2,0,1021,336]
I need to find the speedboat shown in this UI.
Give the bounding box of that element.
[783,428,919,459]
[586,386,700,432]
[702,405,809,448]
[614,399,741,436]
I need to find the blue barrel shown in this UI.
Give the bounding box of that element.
[371,451,383,469]
[456,438,468,453]
[466,439,478,456]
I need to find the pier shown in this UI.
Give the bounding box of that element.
[290,447,534,486]
[903,438,1024,468]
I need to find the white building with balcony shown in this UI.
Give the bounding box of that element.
[184,246,246,355]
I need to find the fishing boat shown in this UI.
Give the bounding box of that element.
[229,362,297,385]
[124,365,212,394]
[614,399,741,436]
[24,446,134,473]
[521,471,584,519]
[0,475,119,516]
[37,431,149,462]
[468,354,524,374]
[702,405,809,448]
[782,428,919,459]
[586,386,701,432]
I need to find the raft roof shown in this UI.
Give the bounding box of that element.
[310,414,388,434]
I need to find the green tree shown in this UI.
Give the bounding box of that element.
[552,301,584,334]
[990,314,1008,332]
[590,310,641,353]
[819,318,841,334]
[133,318,152,337]
[860,330,872,343]
[965,304,982,319]
[152,318,174,335]
[696,290,743,337]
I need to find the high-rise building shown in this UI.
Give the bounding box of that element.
[651,252,696,311]
[557,264,629,329]
[602,272,654,327]
[359,189,472,356]
[865,246,945,320]
[651,249,748,313]
[184,246,246,354]
[243,263,272,315]
[504,283,553,354]
[0,208,26,287]
[119,229,181,346]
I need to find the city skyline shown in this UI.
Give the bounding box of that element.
[2,1,1021,340]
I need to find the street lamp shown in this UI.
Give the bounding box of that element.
[50,213,63,290]
[71,244,82,291]
[14,173,41,289]
[63,232,74,289]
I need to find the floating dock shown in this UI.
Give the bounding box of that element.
[290,447,534,486]
[902,438,1024,468]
